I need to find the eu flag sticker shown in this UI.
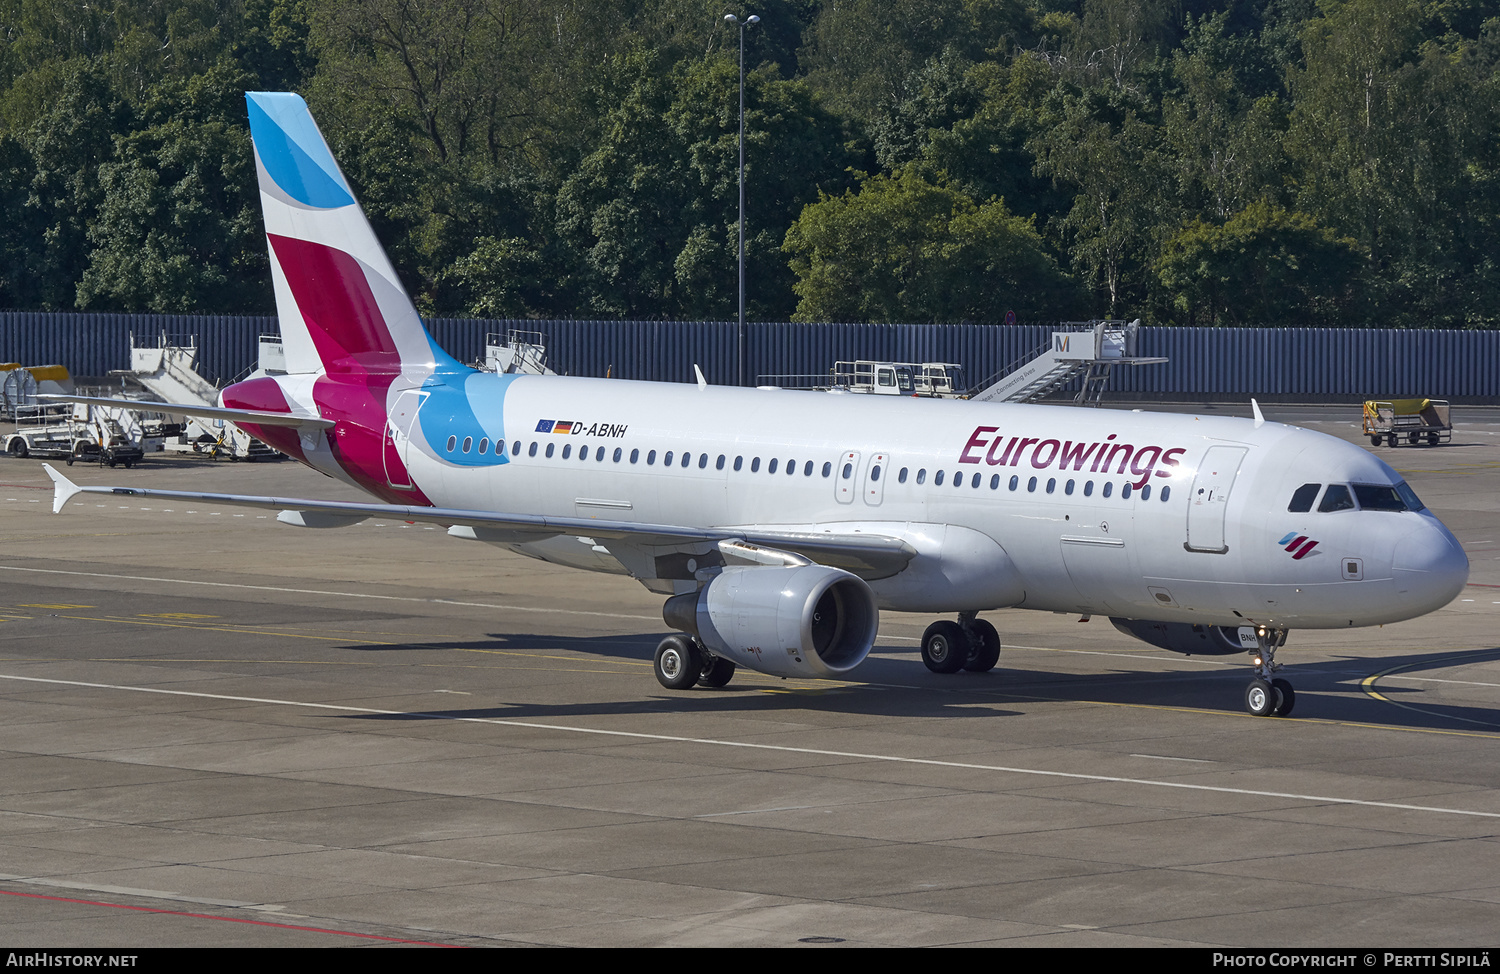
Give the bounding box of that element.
[535,420,555,433]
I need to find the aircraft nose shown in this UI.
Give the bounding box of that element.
[1392,520,1469,614]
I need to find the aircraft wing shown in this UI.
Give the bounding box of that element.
[38,394,334,430]
[42,465,915,580]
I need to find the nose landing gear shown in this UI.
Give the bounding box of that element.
[1244,626,1294,717]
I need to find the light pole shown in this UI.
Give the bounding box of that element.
[724,12,758,386]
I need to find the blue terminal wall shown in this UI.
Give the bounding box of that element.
[2,312,1498,402]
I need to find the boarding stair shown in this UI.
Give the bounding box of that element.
[969,319,1166,405]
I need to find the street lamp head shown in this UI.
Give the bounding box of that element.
[724,13,736,23]
[747,15,760,24]
[724,13,759,27]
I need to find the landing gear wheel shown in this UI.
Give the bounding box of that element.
[921,620,968,673]
[698,655,736,688]
[963,619,1001,673]
[1245,678,1277,717]
[654,635,703,690]
[1271,678,1295,717]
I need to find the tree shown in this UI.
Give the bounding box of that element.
[75,63,269,311]
[1286,0,1500,325]
[1154,201,1364,325]
[1031,83,1165,316]
[782,165,1084,322]
[555,53,851,319]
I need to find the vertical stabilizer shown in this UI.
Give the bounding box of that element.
[245,92,455,376]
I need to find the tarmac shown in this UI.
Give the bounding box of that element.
[0,402,1495,947]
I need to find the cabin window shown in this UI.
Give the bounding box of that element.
[528,442,537,457]
[842,463,852,479]
[496,439,504,455]
[461,437,472,453]
[1009,475,1018,491]
[751,457,761,472]
[786,458,796,475]
[511,440,520,456]
[545,442,555,458]
[1140,484,1151,500]
[769,458,779,474]
[682,452,692,468]
[478,438,488,455]
[716,454,725,470]
[613,447,622,462]
[630,448,639,463]
[935,470,945,486]
[647,449,657,465]
[990,474,1000,489]
[1122,483,1133,499]
[871,464,881,482]
[446,435,457,452]
[577,445,588,460]
[823,462,832,477]
[562,444,572,459]
[734,456,742,471]
[597,447,606,462]
[1288,483,1321,513]
[699,453,709,469]
[916,469,926,485]
[899,468,908,484]
[804,460,813,476]
[1102,482,1112,498]
[1160,485,1171,502]
[1319,484,1355,513]
[663,451,674,466]
[971,472,980,488]
[1083,480,1093,496]
[1046,478,1056,493]
[1353,484,1408,512]
[1027,476,1037,492]
[1065,479,1074,495]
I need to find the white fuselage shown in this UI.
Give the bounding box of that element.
[302,371,1469,631]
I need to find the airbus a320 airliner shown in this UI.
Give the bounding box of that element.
[43,93,1469,717]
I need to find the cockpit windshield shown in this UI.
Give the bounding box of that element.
[1288,481,1426,513]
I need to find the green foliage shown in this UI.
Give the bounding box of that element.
[75,62,268,312]
[1286,0,1500,326]
[1154,200,1364,325]
[555,52,851,319]
[783,165,1084,322]
[0,0,1496,326]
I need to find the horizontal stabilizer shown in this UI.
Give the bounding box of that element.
[38,394,334,430]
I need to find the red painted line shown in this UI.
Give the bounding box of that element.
[1467,583,1500,588]
[0,889,460,946]
[0,483,47,490]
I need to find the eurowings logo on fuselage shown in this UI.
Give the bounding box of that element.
[1278,532,1320,560]
[958,425,1186,489]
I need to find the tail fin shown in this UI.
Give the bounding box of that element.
[245,92,457,376]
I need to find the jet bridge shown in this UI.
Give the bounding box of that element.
[969,319,1166,405]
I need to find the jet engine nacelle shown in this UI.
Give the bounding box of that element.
[663,565,879,679]
[1110,618,1248,656]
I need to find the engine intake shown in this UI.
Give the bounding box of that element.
[664,565,879,678]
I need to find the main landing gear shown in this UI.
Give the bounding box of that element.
[920,612,1001,674]
[653,634,736,690]
[1244,625,1295,717]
